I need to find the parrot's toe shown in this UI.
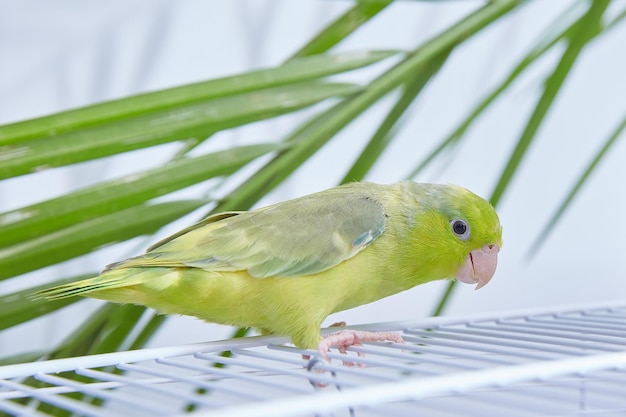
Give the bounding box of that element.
[317,330,404,366]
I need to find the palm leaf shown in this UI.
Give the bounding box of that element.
[527,112,626,258]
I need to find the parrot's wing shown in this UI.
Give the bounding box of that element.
[109,188,387,278]
[101,211,243,272]
[146,211,243,252]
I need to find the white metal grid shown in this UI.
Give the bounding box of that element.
[2,302,626,417]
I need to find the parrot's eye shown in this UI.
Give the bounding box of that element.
[450,219,470,240]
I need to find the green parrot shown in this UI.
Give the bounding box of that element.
[36,181,502,359]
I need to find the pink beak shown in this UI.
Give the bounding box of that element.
[455,244,500,290]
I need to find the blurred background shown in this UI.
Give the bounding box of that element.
[0,0,625,361]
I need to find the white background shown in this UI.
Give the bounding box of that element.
[1,0,625,357]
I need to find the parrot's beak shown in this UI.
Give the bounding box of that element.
[455,244,500,290]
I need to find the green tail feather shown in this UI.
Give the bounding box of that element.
[33,269,147,300]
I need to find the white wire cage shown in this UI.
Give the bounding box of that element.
[2,301,626,417]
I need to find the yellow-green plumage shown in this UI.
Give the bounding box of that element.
[36,181,502,349]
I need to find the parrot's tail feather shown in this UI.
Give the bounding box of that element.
[33,269,148,300]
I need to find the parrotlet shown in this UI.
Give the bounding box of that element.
[36,181,502,359]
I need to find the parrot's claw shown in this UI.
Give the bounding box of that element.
[317,330,404,366]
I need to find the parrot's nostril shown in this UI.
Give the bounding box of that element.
[486,244,499,252]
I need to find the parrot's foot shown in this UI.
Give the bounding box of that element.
[304,329,403,388]
[301,322,346,362]
[317,330,404,367]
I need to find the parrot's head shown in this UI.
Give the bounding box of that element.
[410,183,502,290]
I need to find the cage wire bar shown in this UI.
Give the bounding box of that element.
[2,301,626,417]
